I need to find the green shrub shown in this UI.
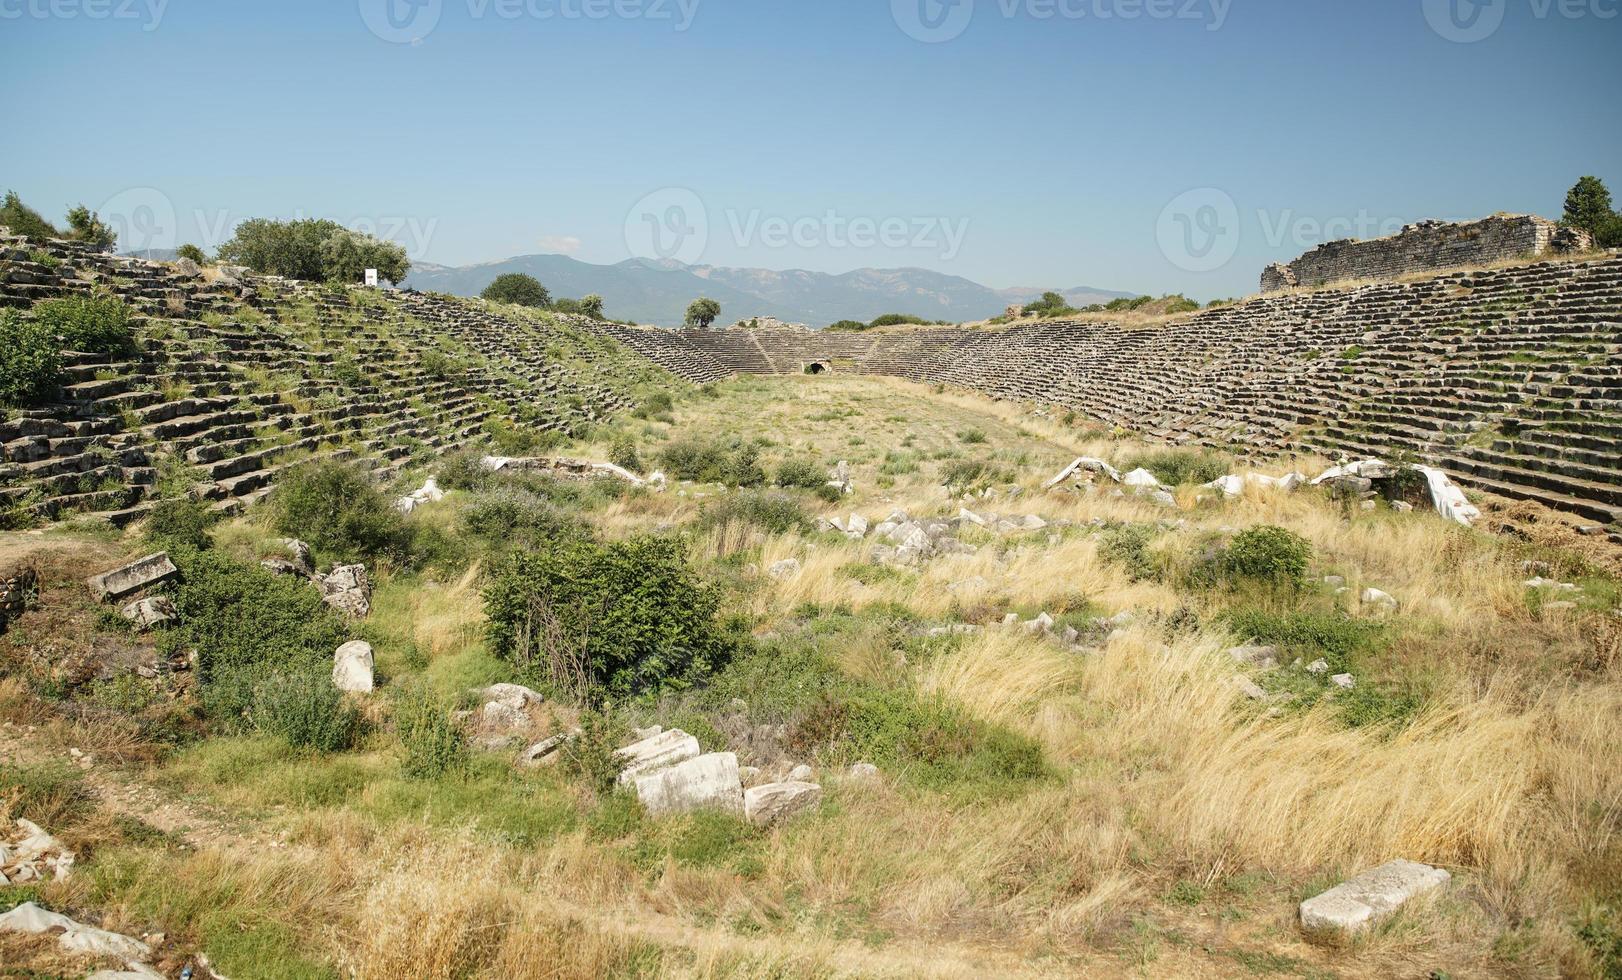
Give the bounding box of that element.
[699,491,810,535]
[395,685,467,779]
[484,535,731,697]
[958,428,988,444]
[253,669,358,752]
[1576,904,1622,980]
[813,482,845,503]
[0,190,60,240]
[64,205,115,248]
[1220,608,1385,673]
[825,319,870,332]
[559,709,633,792]
[267,459,407,564]
[461,486,584,551]
[0,309,62,407]
[481,273,550,308]
[218,217,409,283]
[32,295,135,357]
[142,497,218,553]
[657,437,765,486]
[175,243,208,265]
[436,448,491,491]
[0,760,95,828]
[774,456,826,490]
[1223,526,1312,587]
[632,391,674,420]
[867,313,929,328]
[1118,448,1231,486]
[609,435,643,474]
[1099,524,1162,582]
[165,551,349,725]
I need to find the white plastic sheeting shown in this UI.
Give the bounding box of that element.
[393,476,446,514]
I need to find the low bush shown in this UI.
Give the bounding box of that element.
[165,550,350,725]
[0,760,96,828]
[1223,525,1312,587]
[1118,448,1231,486]
[32,295,136,358]
[658,437,766,487]
[608,435,643,474]
[395,685,467,779]
[773,456,826,490]
[484,535,731,698]
[939,457,1008,490]
[142,497,218,553]
[558,709,634,792]
[0,309,62,407]
[1220,608,1386,672]
[699,491,811,535]
[461,485,584,552]
[253,669,359,752]
[1099,524,1162,582]
[267,459,408,564]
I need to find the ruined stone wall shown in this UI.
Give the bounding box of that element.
[1260,214,1593,292]
[0,566,38,635]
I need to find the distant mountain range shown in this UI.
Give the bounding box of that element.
[401,254,1133,327]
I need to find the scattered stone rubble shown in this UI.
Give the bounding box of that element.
[612,727,827,826]
[480,455,649,486]
[1299,859,1451,938]
[0,564,37,636]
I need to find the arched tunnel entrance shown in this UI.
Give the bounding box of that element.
[804,361,831,375]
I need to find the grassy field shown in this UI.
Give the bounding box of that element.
[3,373,1620,979]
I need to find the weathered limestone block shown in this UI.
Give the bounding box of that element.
[120,596,177,631]
[615,729,701,785]
[1299,859,1450,937]
[319,564,372,618]
[332,640,375,693]
[634,752,745,817]
[86,553,178,603]
[744,781,823,827]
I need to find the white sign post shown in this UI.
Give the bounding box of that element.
[364,268,379,288]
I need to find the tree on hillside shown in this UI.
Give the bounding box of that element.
[176,243,209,265]
[685,297,721,328]
[217,218,408,284]
[579,294,604,319]
[1563,176,1613,234]
[482,273,551,308]
[0,191,61,240]
[322,228,410,284]
[64,205,116,249]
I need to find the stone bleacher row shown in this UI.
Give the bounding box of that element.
[658,256,1622,537]
[0,235,684,528]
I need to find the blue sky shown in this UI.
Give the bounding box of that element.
[3,0,1619,300]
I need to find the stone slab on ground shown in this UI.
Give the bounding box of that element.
[86,553,178,603]
[744,780,822,826]
[1299,859,1451,937]
[615,728,701,785]
[634,752,745,817]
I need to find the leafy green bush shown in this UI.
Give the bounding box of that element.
[1099,524,1162,582]
[267,459,407,564]
[559,709,634,792]
[481,273,551,308]
[867,313,930,328]
[142,497,218,553]
[699,491,810,535]
[253,669,358,752]
[0,190,60,240]
[436,449,491,491]
[1223,526,1312,587]
[774,456,825,490]
[1118,448,1231,486]
[825,319,870,332]
[164,551,349,725]
[64,205,115,248]
[461,486,584,552]
[1576,904,1622,980]
[218,217,409,283]
[395,685,467,779]
[484,535,731,697]
[175,243,208,265]
[631,391,674,420]
[32,295,136,357]
[609,435,643,474]
[0,309,62,408]
[1220,608,1385,673]
[657,437,765,486]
